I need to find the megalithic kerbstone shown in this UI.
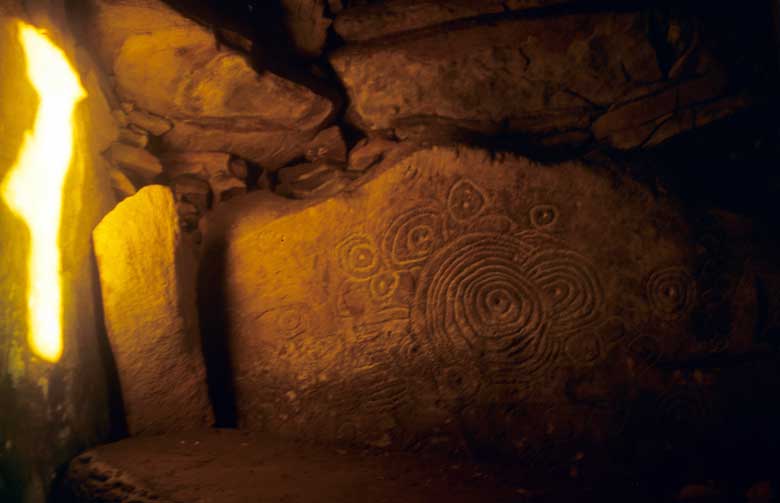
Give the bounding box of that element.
[94,185,212,435]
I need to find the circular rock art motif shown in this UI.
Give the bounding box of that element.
[530,204,559,229]
[645,266,697,320]
[522,246,605,338]
[447,179,486,222]
[336,233,380,279]
[258,304,312,340]
[383,206,444,267]
[370,271,400,302]
[413,233,554,382]
[413,232,606,398]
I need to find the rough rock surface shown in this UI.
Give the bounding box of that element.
[80,0,336,167]
[333,0,505,42]
[276,161,351,199]
[347,136,399,172]
[330,12,748,149]
[305,126,348,164]
[281,0,332,58]
[59,430,526,503]
[331,13,662,136]
[333,0,586,42]
[93,186,212,435]
[106,142,163,181]
[200,146,769,466]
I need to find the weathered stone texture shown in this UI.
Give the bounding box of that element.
[199,146,761,459]
[333,0,587,42]
[81,0,336,167]
[331,11,749,149]
[281,0,332,58]
[331,13,663,137]
[333,0,505,42]
[276,161,351,199]
[106,142,163,181]
[93,186,212,435]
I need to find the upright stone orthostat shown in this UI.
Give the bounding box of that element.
[200,146,757,467]
[94,185,212,435]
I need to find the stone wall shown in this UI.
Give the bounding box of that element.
[63,0,780,470]
[0,3,121,501]
[199,145,780,483]
[7,0,775,497]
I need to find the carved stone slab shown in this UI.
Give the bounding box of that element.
[201,146,755,464]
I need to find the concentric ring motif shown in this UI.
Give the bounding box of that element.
[522,247,604,337]
[258,303,311,340]
[645,266,697,320]
[383,206,444,267]
[336,233,380,279]
[447,179,486,222]
[412,233,556,383]
[530,204,559,229]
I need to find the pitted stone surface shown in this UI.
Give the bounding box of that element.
[199,146,761,464]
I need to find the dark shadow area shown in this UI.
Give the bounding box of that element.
[197,239,238,428]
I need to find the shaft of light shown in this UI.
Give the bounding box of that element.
[1,22,86,362]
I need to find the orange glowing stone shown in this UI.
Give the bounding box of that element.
[1,22,86,362]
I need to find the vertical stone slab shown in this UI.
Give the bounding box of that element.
[94,185,212,435]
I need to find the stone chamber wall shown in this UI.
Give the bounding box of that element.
[0,1,124,502]
[4,0,780,500]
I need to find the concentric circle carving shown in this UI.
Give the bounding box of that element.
[370,271,400,302]
[447,179,486,221]
[413,233,555,382]
[530,204,558,229]
[336,234,380,279]
[645,266,697,320]
[258,303,311,340]
[383,206,444,267]
[523,247,604,337]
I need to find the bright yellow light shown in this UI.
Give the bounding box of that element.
[1,22,86,362]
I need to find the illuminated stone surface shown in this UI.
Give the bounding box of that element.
[198,145,770,461]
[0,13,119,502]
[78,0,336,168]
[94,186,212,435]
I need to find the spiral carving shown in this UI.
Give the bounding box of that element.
[383,206,444,267]
[645,266,697,320]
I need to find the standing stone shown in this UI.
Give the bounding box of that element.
[200,145,757,457]
[94,186,212,435]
